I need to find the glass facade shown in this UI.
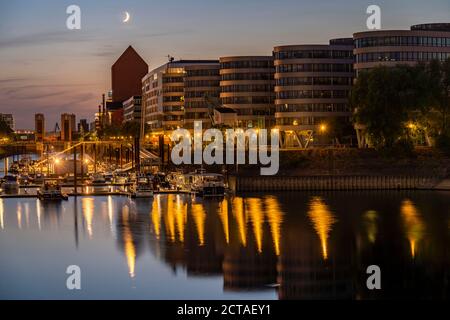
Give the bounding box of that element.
[274,45,354,137]
[276,64,353,73]
[355,36,450,48]
[356,51,450,63]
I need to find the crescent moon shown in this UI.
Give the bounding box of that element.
[123,11,130,23]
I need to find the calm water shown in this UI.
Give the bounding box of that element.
[0,191,449,300]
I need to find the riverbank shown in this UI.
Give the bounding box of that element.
[228,147,450,191]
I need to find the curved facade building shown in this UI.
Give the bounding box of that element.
[184,64,220,130]
[354,23,450,72]
[220,56,275,129]
[274,39,354,147]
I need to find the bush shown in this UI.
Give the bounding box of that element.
[381,138,415,158]
[436,134,450,155]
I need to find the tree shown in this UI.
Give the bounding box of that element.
[0,118,13,137]
[351,65,428,149]
[420,58,450,150]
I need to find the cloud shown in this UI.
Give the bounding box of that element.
[0,30,96,49]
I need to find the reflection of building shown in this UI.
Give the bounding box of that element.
[123,96,142,124]
[220,56,275,129]
[354,23,450,74]
[115,202,151,278]
[277,196,354,299]
[0,113,14,131]
[273,39,354,147]
[35,113,45,142]
[60,113,76,142]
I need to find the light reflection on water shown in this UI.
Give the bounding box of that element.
[0,191,449,299]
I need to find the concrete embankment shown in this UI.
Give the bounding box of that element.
[228,175,450,192]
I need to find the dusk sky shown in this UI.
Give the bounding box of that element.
[1,0,449,129]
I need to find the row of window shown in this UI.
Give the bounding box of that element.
[185,101,209,109]
[356,51,450,63]
[221,96,273,104]
[355,36,450,48]
[163,115,183,121]
[276,77,353,86]
[275,103,351,113]
[276,90,349,99]
[221,84,274,93]
[163,86,184,93]
[220,60,274,69]
[184,112,210,119]
[185,69,219,77]
[185,91,217,98]
[276,64,353,73]
[163,106,184,112]
[221,73,273,81]
[235,108,275,116]
[274,50,353,60]
[276,116,347,126]
[184,80,220,88]
[163,96,183,103]
[162,76,184,84]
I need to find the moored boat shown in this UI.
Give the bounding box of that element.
[37,180,68,201]
[1,175,19,192]
[89,173,110,192]
[189,171,225,197]
[130,175,154,198]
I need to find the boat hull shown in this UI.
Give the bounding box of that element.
[130,191,154,198]
[192,186,225,197]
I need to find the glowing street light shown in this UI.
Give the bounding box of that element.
[319,124,327,133]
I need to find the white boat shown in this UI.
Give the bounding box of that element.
[130,175,154,198]
[188,171,225,197]
[37,180,68,201]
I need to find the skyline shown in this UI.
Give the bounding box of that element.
[1,0,450,129]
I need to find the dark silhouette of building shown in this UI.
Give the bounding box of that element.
[78,119,89,133]
[111,46,149,104]
[35,113,45,142]
[61,113,76,142]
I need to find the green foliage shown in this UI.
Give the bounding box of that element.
[0,118,13,137]
[435,134,450,155]
[101,121,141,139]
[351,58,450,150]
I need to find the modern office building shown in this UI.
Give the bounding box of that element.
[60,113,76,142]
[142,60,219,134]
[111,46,148,104]
[35,113,45,142]
[273,39,354,147]
[123,96,142,124]
[184,63,221,129]
[354,23,450,73]
[219,56,275,129]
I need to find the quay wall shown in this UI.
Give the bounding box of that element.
[229,175,449,192]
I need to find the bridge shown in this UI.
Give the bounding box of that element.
[2,140,161,174]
